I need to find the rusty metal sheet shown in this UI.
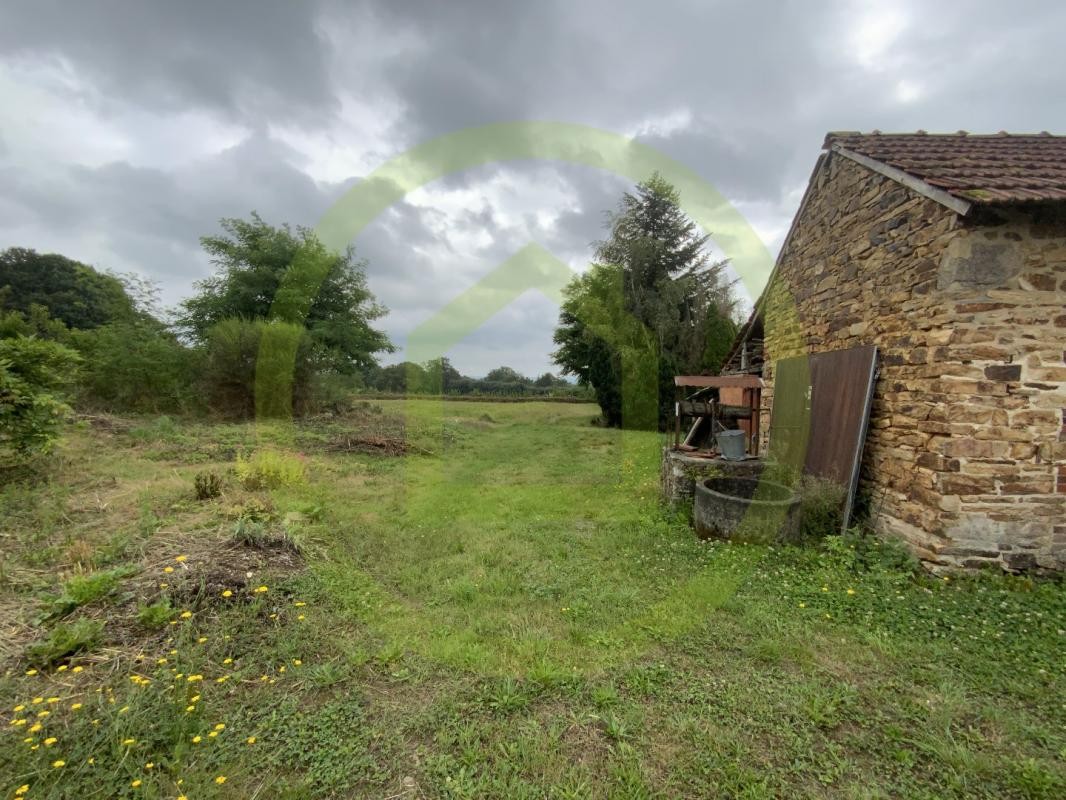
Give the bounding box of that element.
[767,346,879,530]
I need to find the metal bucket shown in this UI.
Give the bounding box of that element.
[716,429,746,460]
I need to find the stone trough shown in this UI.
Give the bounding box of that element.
[693,475,801,543]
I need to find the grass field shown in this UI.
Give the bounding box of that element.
[1,400,1064,799]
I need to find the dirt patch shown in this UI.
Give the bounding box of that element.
[323,434,415,456]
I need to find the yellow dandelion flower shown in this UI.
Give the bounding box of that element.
[190,695,201,703]
[191,735,202,743]
[169,649,177,655]
[247,736,256,744]
[47,697,59,704]
[222,658,233,665]
[799,602,807,608]
[145,762,154,769]
[174,555,187,562]
[215,776,227,784]
[197,637,208,643]
[221,590,233,598]
[88,757,95,764]
[293,659,302,666]
[846,588,856,595]
[279,666,286,673]
[72,666,83,673]
[43,737,57,746]
[15,785,29,796]
[23,736,33,743]
[131,779,142,787]
[187,674,203,682]
[30,744,39,750]
[37,710,50,718]
[56,665,68,672]
[208,730,219,738]
[157,658,167,665]
[118,706,130,714]
[179,611,192,619]
[52,759,65,768]
[159,582,169,589]
[297,614,306,621]
[163,566,174,574]
[294,601,306,607]
[11,718,27,726]
[185,705,196,713]
[29,723,42,733]
[214,723,225,731]
[215,676,229,683]
[25,669,38,676]
[14,704,26,712]
[122,738,135,746]
[179,796,188,800]
[70,703,83,710]
[269,613,278,620]
[254,585,268,593]
[31,697,44,705]
[821,586,829,592]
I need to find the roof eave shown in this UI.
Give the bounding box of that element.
[830,143,973,216]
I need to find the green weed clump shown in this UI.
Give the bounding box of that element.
[27,618,104,665]
[234,449,307,490]
[46,566,134,619]
[136,600,174,629]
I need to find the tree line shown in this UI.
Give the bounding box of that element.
[1,174,737,464]
[364,360,586,399]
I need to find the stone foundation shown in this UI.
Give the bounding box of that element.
[660,449,765,514]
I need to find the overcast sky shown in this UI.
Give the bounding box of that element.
[2,0,1064,377]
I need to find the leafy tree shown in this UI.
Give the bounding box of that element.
[0,248,136,329]
[421,357,463,394]
[71,320,199,413]
[366,361,429,394]
[200,318,316,418]
[0,334,81,463]
[553,175,736,428]
[179,213,393,373]
[484,366,528,384]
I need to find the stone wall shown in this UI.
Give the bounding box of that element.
[759,152,1066,572]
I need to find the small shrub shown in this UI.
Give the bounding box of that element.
[27,618,104,665]
[225,497,276,522]
[136,600,174,629]
[796,476,847,542]
[234,449,308,490]
[194,470,223,500]
[0,335,80,464]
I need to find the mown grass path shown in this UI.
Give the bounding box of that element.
[0,401,1063,798]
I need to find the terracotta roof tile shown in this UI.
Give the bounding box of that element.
[823,131,1066,204]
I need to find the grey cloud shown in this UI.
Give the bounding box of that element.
[3,0,1066,375]
[0,0,337,125]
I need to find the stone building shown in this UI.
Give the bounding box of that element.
[724,132,1066,572]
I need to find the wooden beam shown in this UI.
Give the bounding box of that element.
[674,375,764,389]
